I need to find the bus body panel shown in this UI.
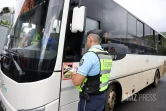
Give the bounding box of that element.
[0,70,26,110]
[0,90,17,111]
[0,71,61,110]
[1,53,165,110]
[0,92,60,111]
[45,99,59,111]
[23,72,61,109]
[142,69,156,86]
[60,85,79,107]
[117,68,156,101]
[59,54,166,107]
[60,62,79,106]
[110,54,164,80]
[60,101,78,111]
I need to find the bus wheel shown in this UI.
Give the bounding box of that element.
[105,85,116,111]
[153,71,160,87]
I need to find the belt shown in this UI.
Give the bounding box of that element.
[79,92,90,102]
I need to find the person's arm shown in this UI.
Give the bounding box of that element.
[71,53,93,86]
[19,29,35,47]
[71,72,85,86]
[20,36,28,47]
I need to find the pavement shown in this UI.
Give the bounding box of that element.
[114,75,166,111]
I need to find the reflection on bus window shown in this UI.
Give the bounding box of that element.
[19,23,36,47]
[21,23,36,37]
[102,31,130,54]
[63,16,100,62]
[13,4,44,49]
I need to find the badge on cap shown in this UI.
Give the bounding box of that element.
[79,59,84,66]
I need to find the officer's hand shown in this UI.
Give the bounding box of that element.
[70,67,78,77]
[71,71,76,76]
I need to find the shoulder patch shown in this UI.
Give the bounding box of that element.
[79,59,84,66]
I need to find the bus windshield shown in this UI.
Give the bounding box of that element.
[1,0,63,82]
[12,0,57,59]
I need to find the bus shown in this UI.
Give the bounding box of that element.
[0,0,166,111]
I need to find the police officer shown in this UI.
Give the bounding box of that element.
[71,29,113,111]
[20,24,42,47]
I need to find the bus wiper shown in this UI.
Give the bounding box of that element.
[5,49,21,56]
[2,49,25,75]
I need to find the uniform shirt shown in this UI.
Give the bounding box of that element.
[42,36,57,52]
[26,28,36,40]
[77,45,103,77]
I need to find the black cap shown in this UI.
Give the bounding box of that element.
[87,29,106,38]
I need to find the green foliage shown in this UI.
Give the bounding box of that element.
[158,37,166,55]
[162,32,166,37]
[144,35,153,41]
[0,20,10,26]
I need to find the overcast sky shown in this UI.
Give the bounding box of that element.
[0,0,166,32]
[114,0,166,33]
[0,0,16,8]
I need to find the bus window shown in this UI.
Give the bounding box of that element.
[158,36,166,55]
[126,14,146,54]
[63,17,99,62]
[128,14,136,37]
[144,26,155,48]
[155,32,159,44]
[13,5,45,48]
[101,0,129,54]
[158,34,162,45]
[143,25,156,55]
[1,0,63,82]
[137,20,143,38]
[82,18,99,54]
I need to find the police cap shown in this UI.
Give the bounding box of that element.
[87,29,106,38]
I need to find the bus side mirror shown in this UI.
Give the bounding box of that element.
[71,6,86,33]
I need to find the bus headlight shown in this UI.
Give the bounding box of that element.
[18,106,45,111]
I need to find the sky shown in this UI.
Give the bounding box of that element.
[114,0,166,33]
[0,0,16,8]
[0,0,166,33]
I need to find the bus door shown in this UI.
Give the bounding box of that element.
[59,0,102,110]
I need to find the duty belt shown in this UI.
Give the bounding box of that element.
[79,92,90,102]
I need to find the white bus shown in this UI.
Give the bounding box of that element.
[0,0,166,111]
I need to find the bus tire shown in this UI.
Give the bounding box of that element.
[105,84,117,111]
[153,71,160,87]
